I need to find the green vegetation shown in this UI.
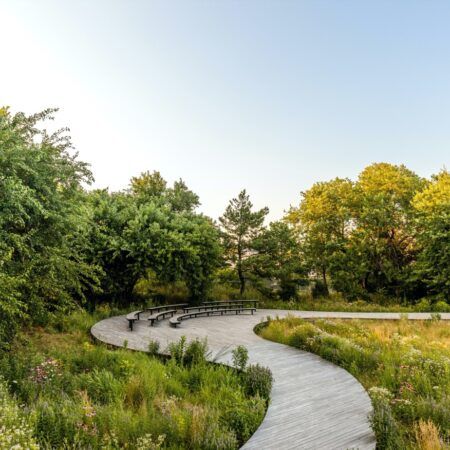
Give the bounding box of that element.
[286,163,450,303]
[0,309,267,449]
[259,316,450,449]
[1,106,449,448]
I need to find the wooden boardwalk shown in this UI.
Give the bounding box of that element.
[91,310,449,449]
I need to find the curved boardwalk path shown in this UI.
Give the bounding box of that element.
[91,310,450,450]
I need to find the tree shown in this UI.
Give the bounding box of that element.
[124,204,221,303]
[412,171,450,300]
[83,190,138,306]
[250,221,306,300]
[351,163,425,297]
[219,190,268,295]
[286,178,354,296]
[0,107,100,344]
[85,174,219,305]
[130,171,200,212]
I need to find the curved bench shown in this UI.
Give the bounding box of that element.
[126,311,143,331]
[126,304,188,331]
[202,300,259,308]
[170,307,256,327]
[148,309,177,326]
[144,303,188,314]
[183,304,247,313]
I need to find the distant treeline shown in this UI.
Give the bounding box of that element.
[0,108,449,345]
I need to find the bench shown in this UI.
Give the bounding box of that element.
[143,303,188,315]
[182,304,246,313]
[148,309,177,326]
[126,310,143,331]
[126,304,187,331]
[169,307,256,328]
[202,300,259,307]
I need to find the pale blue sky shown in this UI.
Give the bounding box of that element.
[1,1,449,220]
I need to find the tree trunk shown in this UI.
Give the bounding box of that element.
[322,266,329,297]
[238,261,246,295]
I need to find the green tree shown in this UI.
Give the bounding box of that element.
[412,171,450,300]
[286,178,354,296]
[219,190,268,295]
[85,173,219,305]
[250,221,305,300]
[0,107,100,344]
[124,204,221,303]
[351,163,425,297]
[130,170,200,212]
[83,190,137,306]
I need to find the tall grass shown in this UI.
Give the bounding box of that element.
[259,316,450,449]
[0,309,266,449]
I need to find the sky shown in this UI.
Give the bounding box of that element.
[1,1,449,221]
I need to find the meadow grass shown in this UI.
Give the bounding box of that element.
[260,295,450,313]
[258,316,450,449]
[0,308,267,449]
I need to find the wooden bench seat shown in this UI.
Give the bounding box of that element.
[126,310,143,331]
[143,303,188,315]
[182,304,245,313]
[126,304,187,331]
[148,309,177,326]
[169,308,256,328]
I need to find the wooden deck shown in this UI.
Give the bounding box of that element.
[91,309,449,449]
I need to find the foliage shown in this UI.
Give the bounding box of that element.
[84,174,221,305]
[250,221,306,300]
[259,317,450,448]
[286,177,354,296]
[232,345,249,372]
[412,171,450,300]
[0,107,100,346]
[0,310,266,449]
[243,364,273,400]
[287,163,449,303]
[219,190,268,295]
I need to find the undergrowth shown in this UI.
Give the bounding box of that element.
[0,308,267,449]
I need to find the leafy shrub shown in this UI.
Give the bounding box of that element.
[232,345,249,371]
[243,364,273,400]
[222,397,266,445]
[415,298,431,312]
[148,339,160,356]
[432,300,450,313]
[167,337,208,367]
[184,338,209,366]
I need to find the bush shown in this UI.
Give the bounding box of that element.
[243,364,273,400]
[232,345,249,371]
[184,338,209,366]
[311,280,329,298]
[148,340,160,356]
[432,300,450,312]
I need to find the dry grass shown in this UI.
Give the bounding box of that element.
[415,420,446,450]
